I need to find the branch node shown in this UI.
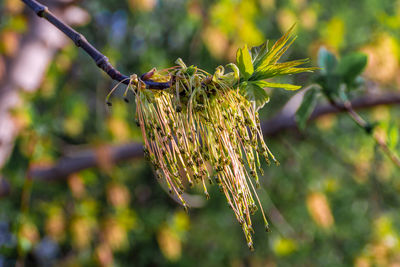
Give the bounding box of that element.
[35,5,48,17]
[73,33,85,47]
[96,56,109,68]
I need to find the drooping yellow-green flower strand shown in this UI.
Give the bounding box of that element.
[125,27,315,250]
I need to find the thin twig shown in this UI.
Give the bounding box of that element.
[21,0,170,90]
[329,97,400,168]
[374,136,400,167]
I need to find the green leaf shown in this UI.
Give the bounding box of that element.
[255,24,297,70]
[318,47,337,74]
[236,45,254,80]
[251,59,315,80]
[253,80,301,91]
[388,123,399,149]
[226,63,240,80]
[250,42,268,67]
[247,25,316,81]
[336,52,368,84]
[240,82,270,111]
[295,87,320,130]
[315,73,341,97]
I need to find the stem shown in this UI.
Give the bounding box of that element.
[21,0,170,90]
[328,98,367,128]
[374,132,400,167]
[329,96,400,168]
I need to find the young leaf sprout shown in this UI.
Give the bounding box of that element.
[116,26,315,249]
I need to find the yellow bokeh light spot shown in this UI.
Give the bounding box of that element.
[306,192,334,229]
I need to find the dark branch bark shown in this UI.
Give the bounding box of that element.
[30,143,144,181]
[29,92,400,181]
[0,178,11,198]
[21,0,170,90]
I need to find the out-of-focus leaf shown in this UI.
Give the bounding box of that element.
[236,45,254,80]
[336,52,368,84]
[388,123,399,149]
[157,225,182,261]
[318,47,337,74]
[273,237,297,256]
[306,192,335,229]
[315,73,342,97]
[239,82,270,111]
[295,87,320,130]
[254,80,302,91]
[321,17,345,49]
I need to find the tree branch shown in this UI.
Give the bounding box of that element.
[327,95,400,167]
[0,178,11,198]
[21,0,170,90]
[262,91,400,136]
[29,92,400,181]
[31,143,144,181]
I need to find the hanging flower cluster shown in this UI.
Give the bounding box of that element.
[111,26,315,249]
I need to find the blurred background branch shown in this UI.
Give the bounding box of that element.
[264,90,400,135]
[29,90,400,181]
[2,0,400,265]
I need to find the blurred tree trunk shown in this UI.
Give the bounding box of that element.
[0,0,89,168]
